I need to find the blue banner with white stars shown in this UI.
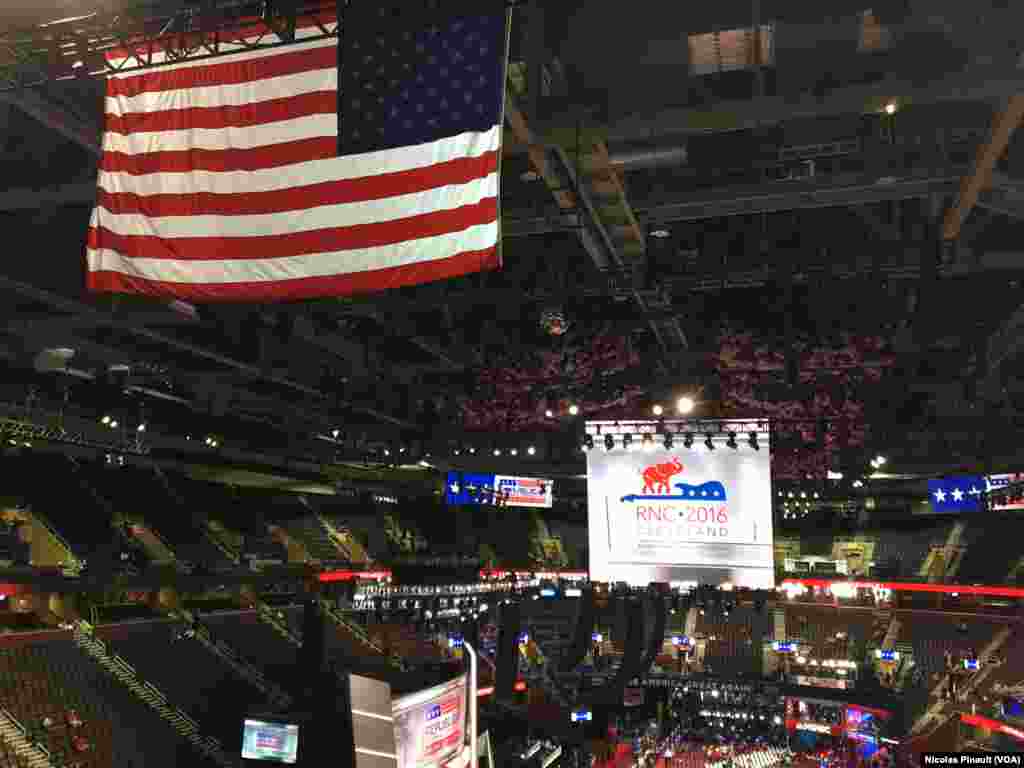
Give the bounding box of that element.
[927,475,985,513]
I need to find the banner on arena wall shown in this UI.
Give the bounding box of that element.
[987,474,1024,511]
[392,675,466,768]
[586,422,774,588]
[445,472,553,508]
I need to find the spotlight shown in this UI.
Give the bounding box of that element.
[747,432,759,450]
[652,404,663,416]
[510,448,518,456]
[493,448,501,456]
[109,420,118,429]
[604,434,615,451]
[677,396,695,414]
[683,433,694,449]
[468,447,476,454]
[663,433,674,450]
[873,455,887,467]
[884,101,897,115]
[331,428,340,438]
[100,415,110,425]
[545,409,554,418]
[704,434,715,451]
[527,446,536,456]
[568,404,579,416]
[136,423,146,433]
[623,434,633,451]
[454,449,461,456]
[726,432,738,450]
[583,435,594,451]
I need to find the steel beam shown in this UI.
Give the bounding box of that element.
[943,95,1024,240]
[600,65,1024,145]
[0,90,101,157]
[0,275,415,428]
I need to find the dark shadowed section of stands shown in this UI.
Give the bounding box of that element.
[201,610,300,692]
[0,633,211,768]
[957,517,1024,584]
[97,620,275,753]
[784,604,884,656]
[896,612,1008,678]
[696,606,768,677]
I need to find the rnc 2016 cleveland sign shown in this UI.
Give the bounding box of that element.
[586,422,774,588]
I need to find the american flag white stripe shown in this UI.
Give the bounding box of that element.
[93,175,498,239]
[101,113,338,154]
[86,220,499,283]
[87,12,503,301]
[97,126,499,198]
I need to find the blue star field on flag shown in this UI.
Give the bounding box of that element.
[927,475,984,513]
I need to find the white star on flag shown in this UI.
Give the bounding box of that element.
[969,486,981,496]
[934,489,947,503]
[450,483,460,494]
[951,488,964,502]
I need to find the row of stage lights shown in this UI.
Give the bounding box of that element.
[543,397,696,420]
[582,430,761,452]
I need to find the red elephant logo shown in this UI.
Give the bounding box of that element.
[641,457,684,494]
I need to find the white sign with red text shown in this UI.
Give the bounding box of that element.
[392,676,466,768]
[493,476,553,508]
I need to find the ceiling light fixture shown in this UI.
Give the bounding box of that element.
[582,435,594,452]
[677,396,695,414]
[545,409,554,418]
[704,434,715,451]
[604,434,615,451]
[652,404,663,416]
[683,433,694,449]
[568,404,579,416]
[726,432,738,450]
[650,227,671,239]
[663,433,674,450]
[747,432,759,450]
[527,446,536,456]
[623,434,633,451]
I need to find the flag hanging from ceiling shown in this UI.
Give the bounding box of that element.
[86,0,509,302]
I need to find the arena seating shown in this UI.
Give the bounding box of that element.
[696,607,765,677]
[870,521,953,579]
[783,605,883,657]
[97,619,274,752]
[144,472,237,568]
[200,610,300,688]
[0,634,207,768]
[14,454,114,560]
[895,613,1007,678]
[957,518,1024,584]
[973,629,1024,700]
[279,515,345,563]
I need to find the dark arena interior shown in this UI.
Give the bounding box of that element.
[4,0,1024,767]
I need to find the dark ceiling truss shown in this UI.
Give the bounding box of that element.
[0,0,331,91]
[0,275,417,429]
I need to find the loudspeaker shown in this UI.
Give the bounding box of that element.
[495,601,522,701]
[608,598,646,694]
[640,588,667,675]
[559,587,596,673]
[300,599,327,686]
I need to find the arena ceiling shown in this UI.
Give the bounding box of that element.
[1,0,1024,493]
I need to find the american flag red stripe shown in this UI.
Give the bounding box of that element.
[87,12,504,302]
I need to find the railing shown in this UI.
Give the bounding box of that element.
[255,602,302,647]
[0,705,53,766]
[25,506,82,576]
[73,621,228,764]
[317,599,406,668]
[179,610,293,710]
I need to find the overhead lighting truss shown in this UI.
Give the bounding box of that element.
[0,415,149,456]
[0,0,336,90]
[585,418,771,449]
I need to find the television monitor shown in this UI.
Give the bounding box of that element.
[241,719,300,764]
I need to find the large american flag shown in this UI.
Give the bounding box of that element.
[86,1,509,302]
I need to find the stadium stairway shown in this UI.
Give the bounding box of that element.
[254,602,303,647]
[316,600,400,667]
[0,709,52,768]
[73,621,230,767]
[127,524,176,566]
[176,610,293,712]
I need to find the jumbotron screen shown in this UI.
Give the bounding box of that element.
[241,719,299,764]
[586,421,774,588]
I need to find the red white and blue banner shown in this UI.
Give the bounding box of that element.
[585,421,774,588]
